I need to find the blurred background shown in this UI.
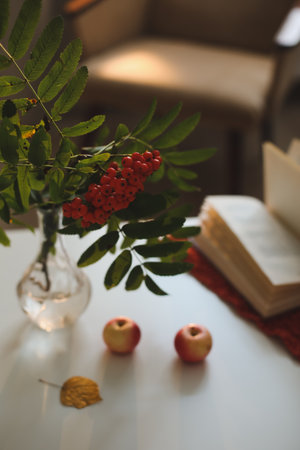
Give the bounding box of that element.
[3,0,300,227]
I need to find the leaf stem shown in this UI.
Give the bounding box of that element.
[39,378,62,389]
[0,42,64,138]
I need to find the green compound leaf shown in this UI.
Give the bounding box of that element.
[0,118,18,164]
[172,167,198,180]
[24,16,64,81]
[28,126,51,166]
[77,231,119,267]
[133,98,157,136]
[121,235,136,249]
[153,113,200,149]
[51,66,88,120]
[0,0,9,39]
[0,76,25,96]
[38,38,82,102]
[171,226,201,238]
[0,226,10,247]
[8,0,42,60]
[144,261,193,276]
[140,102,182,142]
[104,249,132,289]
[0,166,17,191]
[144,275,167,296]
[62,115,105,137]
[125,265,144,291]
[165,148,217,165]
[122,216,185,239]
[133,241,188,258]
[17,165,30,211]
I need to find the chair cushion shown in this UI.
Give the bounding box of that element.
[84,38,275,128]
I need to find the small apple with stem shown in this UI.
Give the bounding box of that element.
[103,316,141,354]
[174,323,212,363]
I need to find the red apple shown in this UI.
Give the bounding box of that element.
[103,316,141,354]
[174,323,212,363]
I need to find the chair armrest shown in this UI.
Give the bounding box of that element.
[275,3,300,47]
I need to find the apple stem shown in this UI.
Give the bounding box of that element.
[117,320,126,327]
[190,327,200,336]
[38,378,62,389]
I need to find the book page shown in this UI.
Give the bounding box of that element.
[287,138,300,164]
[263,141,300,237]
[201,196,300,286]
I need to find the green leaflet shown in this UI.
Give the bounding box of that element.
[144,275,167,295]
[148,162,165,183]
[167,167,199,192]
[28,168,45,191]
[8,0,42,60]
[51,66,88,120]
[0,118,18,164]
[0,195,10,223]
[62,115,105,137]
[125,265,144,291]
[17,165,30,211]
[172,167,198,180]
[48,167,64,202]
[0,76,25,96]
[144,261,193,276]
[24,16,64,81]
[0,0,9,39]
[28,126,51,166]
[77,231,119,267]
[133,98,157,136]
[0,55,11,71]
[153,113,201,149]
[116,192,167,221]
[2,99,17,118]
[0,166,17,191]
[75,152,110,168]
[37,38,82,102]
[140,102,182,141]
[0,226,10,246]
[104,250,132,289]
[165,148,217,165]
[54,138,72,168]
[133,241,187,258]
[171,226,201,238]
[115,123,129,140]
[122,216,185,239]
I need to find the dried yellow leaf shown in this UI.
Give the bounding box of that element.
[60,376,102,409]
[22,128,36,139]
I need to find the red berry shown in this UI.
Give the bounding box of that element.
[152,158,161,170]
[143,150,153,161]
[109,161,119,170]
[115,178,127,193]
[122,156,133,167]
[107,167,117,178]
[153,150,160,157]
[100,175,111,185]
[121,167,134,178]
[132,152,144,162]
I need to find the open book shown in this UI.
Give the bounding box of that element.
[194,141,300,317]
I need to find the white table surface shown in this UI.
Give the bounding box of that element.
[0,227,299,450]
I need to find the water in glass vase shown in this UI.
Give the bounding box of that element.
[17,207,91,332]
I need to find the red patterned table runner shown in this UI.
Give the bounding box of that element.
[186,247,300,361]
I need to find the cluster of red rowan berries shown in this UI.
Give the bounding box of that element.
[62,150,162,228]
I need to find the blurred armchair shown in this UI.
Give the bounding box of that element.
[64,0,300,193]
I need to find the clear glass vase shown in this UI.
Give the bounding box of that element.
[17,206,91,332]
